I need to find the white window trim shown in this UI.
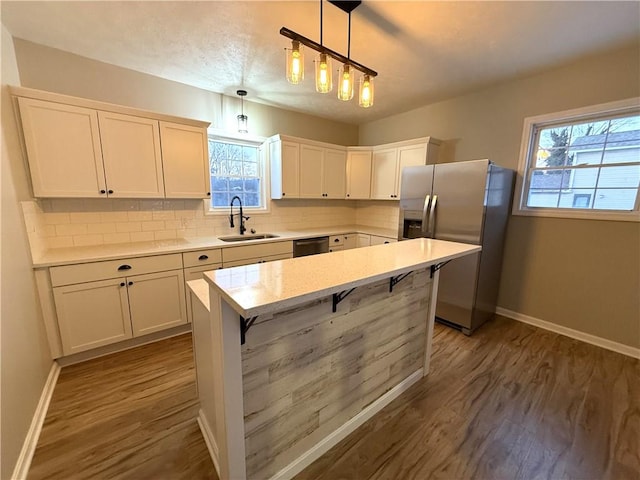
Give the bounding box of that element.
[513,97,640,222]
[203,128,271,216]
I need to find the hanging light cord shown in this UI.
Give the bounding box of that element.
[320,0,323,46]
[347,11,351,60]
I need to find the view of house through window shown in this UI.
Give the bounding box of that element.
[517,103,640,219]
[208,137,263,210]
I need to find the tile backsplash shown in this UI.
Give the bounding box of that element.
[23,198,399,255]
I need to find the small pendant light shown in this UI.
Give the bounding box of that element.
[236,89,248,133]
[338,64,354,101]
[285,40,304,84]
[315,53,333,93]
[359,74,374,108]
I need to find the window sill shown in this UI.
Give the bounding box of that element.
[512,207,640,222]
[202,199,271,217]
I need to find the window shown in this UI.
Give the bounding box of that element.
[514,98,640,221]
[207,135,267,212]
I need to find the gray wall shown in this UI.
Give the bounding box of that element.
[1,26,53,479]
[360,44,640,349]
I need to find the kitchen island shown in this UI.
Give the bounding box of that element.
[190,238,480,480]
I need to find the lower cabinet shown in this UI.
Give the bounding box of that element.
[50,253,187,356]
[53,278,133,355]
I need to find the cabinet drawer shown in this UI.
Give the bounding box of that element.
[329,235,344,246]
[370,235,397,246]
[223,252,292,268]
[183,248,223,268]
[184,264,223,281]
[50,254,183,286]
[221,241,292,264]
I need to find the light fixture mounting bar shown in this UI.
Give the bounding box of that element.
[280,27,377,77]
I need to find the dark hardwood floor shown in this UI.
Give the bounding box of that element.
[28,316,640,480]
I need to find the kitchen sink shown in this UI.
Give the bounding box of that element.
[218,234,279,242]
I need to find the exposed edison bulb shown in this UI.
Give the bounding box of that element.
[359,75,374,108]
[337,64,354,101]
[315,53,333,93]
[286,41,304,84]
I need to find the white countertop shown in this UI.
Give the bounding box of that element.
[32,225,397,267]
[204,238,481,318]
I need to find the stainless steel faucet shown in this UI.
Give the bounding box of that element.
[229,195,250,235]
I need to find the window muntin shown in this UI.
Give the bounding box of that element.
[208,137,265,211]
[516,100,640,221]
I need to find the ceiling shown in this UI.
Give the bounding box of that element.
[2,1,639,125]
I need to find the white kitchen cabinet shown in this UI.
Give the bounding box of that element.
[298,145,346,199]
[18,97,107,198]
[299,144,324,198]
[371,138,440,200]
[98,111,165,198]
[323,148,347,198]
[346,149,372,199]
[50,253,187,355]
[370,235,398,246]
[356,234,371,248]
[371,148,399,199]
[53,278,133,355]
[160,122,210,199]
[270,139,300,199]
[343,234,358,249]
[222,241,293,266]
[329,233,357,251]
[127,269,187,336]
[14,88,211,199]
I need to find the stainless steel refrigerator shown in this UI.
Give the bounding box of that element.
[398,159,514,334]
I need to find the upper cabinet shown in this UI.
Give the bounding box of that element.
[13,87,210,199]
[160,122,210,199]
[346,148,372,199]
[270,135,346,199]
[98,111,164,198]
[18,98,107,198]
[371,138,440,200]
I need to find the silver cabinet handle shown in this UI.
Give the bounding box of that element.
[428,195,438,238]
[421,195,431,236]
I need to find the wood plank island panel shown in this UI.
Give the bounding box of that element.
[241,269,432,479]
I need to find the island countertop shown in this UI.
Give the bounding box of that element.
[204,238,480,318]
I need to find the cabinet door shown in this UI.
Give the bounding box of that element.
[397,144,428,198]
[160,122,209,198]
[356,234,371,248]
[127,269,187,336]
[53,278,132,355]
[18,97,106,197]
[270,140,300,199]
[323,149,347,199]
[371,148,398,199]
[343,234,358,250]
[370,235,397,245]
[98,111,165,198]
[346,150,372,199]
[299,144,324,198]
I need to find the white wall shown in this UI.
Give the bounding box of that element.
[360,44,640,349]
[0,26,53,479]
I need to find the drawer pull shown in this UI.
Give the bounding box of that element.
[118,264,132,271]
[334,238,340,243]
[198,255,209,261]
[120,282,125,287]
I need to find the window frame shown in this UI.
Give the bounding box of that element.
[513,98,640,222]
[204,129,270,216]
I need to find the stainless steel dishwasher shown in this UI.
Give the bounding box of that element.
[293,236,329,257]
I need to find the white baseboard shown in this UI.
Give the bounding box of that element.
[197,409,220,478]
[496,307,640,359]
[270,368,424,480]
[11,362,61,480]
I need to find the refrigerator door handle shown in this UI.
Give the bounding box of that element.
[421,195,431,236]
[428,195,438,237]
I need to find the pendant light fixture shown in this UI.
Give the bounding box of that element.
[285,40,304,84]
[314,1,332,93]
[236,89,248,133]
[359,74,374,108]
[280,0,377,107]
